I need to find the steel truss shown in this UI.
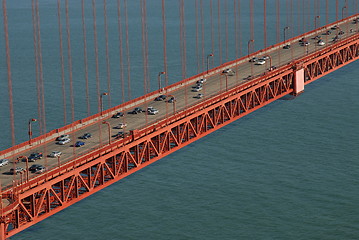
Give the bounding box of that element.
[1,34,359,239]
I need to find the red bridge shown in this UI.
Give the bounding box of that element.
[0,1,358,239]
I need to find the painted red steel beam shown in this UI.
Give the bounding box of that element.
[1,33,359,239]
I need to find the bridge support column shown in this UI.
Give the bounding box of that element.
[293,67,305,96]
[0,221,6,240]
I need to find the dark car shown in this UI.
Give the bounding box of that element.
[29,164,43,172]
[10,167,25,175]
[79,133,92,139]
[75,141,85,147]
[155,95,166,101]
[283,44,291,49]
[35,166,46,174]
[129,107,143,114]
[168,97,176,103]
[112,112,124,118]
[112,131,129,139]
[28,152,43,162]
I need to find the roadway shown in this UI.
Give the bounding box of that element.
[1,17,358,188]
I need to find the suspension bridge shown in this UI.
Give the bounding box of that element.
[0,1,358,239]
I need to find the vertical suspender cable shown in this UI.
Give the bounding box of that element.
[65,0,74,123]
[117,0,125,104]
[161,0,168,86]
[336,0,338,21]
[2,0,15,146]
[276,0,280,43]
[326,0,328,25]
[35,0,46,134]
[200,0,204,72]
[217,0,222,64]
[81,0,90,116]
[234,0,238,58]
[195,0,200,73]
[92,0,101,113]
[250,0,254,42]
[103,0,111,108]
[31,0,41,135]
[238,0,242,57]
[179,0,187,108]
[57,0,67,123]
[263,0,267,49]
[225,0,228,62]
[210,0,214,56]
[141,0,150,94]
[124,0,131,100]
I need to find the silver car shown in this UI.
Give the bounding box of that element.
[0,159,9,167]
[58,138,71,145]
[48,151,62,158]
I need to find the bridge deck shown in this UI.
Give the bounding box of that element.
[0,15,358,189]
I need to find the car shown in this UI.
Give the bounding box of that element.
[318,40,325,46]
[147,107,159,115]
[113,131,125,139]
[48,151,62,158]
[262,55,270,60]
[197,78,206,84]
[331,25,338,30]
[300,41,310,46]
[192,86,202,92]
[325,30,332,35]
[249,57,258,62]
[28,152,43,162]
[338,30,345,35]
[57,134,70,141]
[313,35,321,40]
[168,97,176,103]
[256,59,266,65]
[283,44,291,49]
[268,66,277,71]
[58,138,71,145]
[222,68,235,76]
[35,166,46,174]
[10,167,25,175]
[245,75,254,80]
[112,112,124,118]
[47,151,61,158]
[129,107,143,114]
[332,36,340,42]
[75,141,85,147]
[114,123,127,129]
[79,133,92,139]
[0,159,9,167]
[195,93,204,99]
[155,95,166,101]
[29,164,43,172]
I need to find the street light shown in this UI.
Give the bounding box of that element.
[158,71,166,90]
[283,26,290,43]
[247,39,254,57]
[28,118,37,145]
[267,55,272,71]
[206,53,214,74]
[167,95,176,114]
[342,6,347,19]
[314,15,320,29]
[100,92,108,116]
[102,121,111,145]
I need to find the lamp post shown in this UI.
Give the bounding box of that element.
[57,156,61,168]
[206,53,214,74]
[28,118,37,145]
[342,6,347,19]
[102,121,111,145]
[283,26,290,43]
[314,15,320,29]
[247,39,254,57]
[100,92,108,116]
[267,54,272,71]
[158,71,166,90]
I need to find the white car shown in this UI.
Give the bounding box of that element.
[48,151,62,158]
[147,107,159,115]
[256,59,266,65]
[115,123,127,129]
[58,138,71,145]
[57,134,70,141]
[318,40,325,46]
[192,86,202,92]
[197,78,206,84]
[0,159,9,167]
[195,93,204,99]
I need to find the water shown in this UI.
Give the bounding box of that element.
[1,1,358,239]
